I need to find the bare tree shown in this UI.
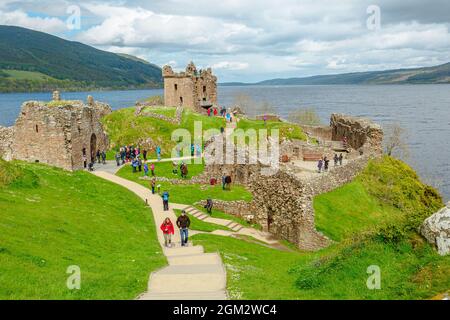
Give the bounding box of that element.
[384,123,409,158]
[288,108,322,126]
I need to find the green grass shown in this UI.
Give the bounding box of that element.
[116,161,205,180]
[314,182,402,241]
[189,156,449,300]
[236,118,307,141]
[173,209,230,232]
[0,161,166,299]
[116,165,253,206]
[143,106,176,117]
[193,227,450,300]
[314,156,443,242]
[102,107,226,156]
[1,69,56,81]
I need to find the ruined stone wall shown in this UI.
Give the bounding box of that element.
[12,100,111,170]
[0,126,14,161]
[330,113,383,153]
[300,125,333,142]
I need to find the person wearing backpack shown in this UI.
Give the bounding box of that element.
[162,191,169,211]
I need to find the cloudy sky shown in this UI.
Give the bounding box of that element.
[1,0,449,82]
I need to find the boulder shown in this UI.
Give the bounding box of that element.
[420,202,450,256]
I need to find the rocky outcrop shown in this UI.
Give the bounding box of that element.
[421,202,450,256]
[0,126,14,161]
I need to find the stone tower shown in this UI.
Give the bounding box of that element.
[163,62,217,112]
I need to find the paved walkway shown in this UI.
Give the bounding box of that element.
[91,170,227,300]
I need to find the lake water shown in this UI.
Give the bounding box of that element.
[0,85,449,200]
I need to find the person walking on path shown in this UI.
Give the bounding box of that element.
[160,217,175,248]
[151,163,155,176]
[213,108,218,116]
[318,159,323,173]
[150,178,156,194]
[144,162,149,176]
[334,154,339,166]
[324,157,330,172]
[205,198,213,215]
[339,153,344,166]
[176,211,191,247]
[143,149,147,161]
[156,146,161,161]
[138,157,142,172]
[222,174,226,190]
[225,175,232,190]
[83,154,87,169]
[115,152,121,167]
[132,159,138,173]
[96,149,101,164]
[181,163,188,178]
[101,151,106,164]
[162,191,170,211]
[207,108,211,117]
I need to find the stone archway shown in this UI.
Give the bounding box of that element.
[90,133,97,163]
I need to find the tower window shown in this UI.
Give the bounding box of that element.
[174,84,178,90]
[35,125,39,133]
[203,85,206,93]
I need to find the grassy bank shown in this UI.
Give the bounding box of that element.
[0,160,165,299]
[192,156,449,299]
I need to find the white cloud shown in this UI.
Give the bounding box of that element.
[0,9,67,33]
[211,61,249,70]
[1,0,450,81]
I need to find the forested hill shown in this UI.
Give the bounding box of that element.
[0,25,163,93]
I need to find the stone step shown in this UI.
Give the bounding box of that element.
[164,245,204,257]
[168,253,222,266]
[149,264,225,293]
[185,207,196,213]
[232,226,244,232]
[139,290,227,300]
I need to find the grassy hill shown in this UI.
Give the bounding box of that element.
[0,25,163,93]
[0,159,165,299]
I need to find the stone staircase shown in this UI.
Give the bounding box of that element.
[139,244,227,300]
[184,206,244,232]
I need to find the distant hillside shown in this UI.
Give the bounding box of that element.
[0,25,163,93]
[220,63,450,86]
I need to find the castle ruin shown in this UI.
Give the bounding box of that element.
[197,114,384,250]
[1,93,111,171]
[163,62,217,112]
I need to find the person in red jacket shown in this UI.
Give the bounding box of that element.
[160,217,175,247]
